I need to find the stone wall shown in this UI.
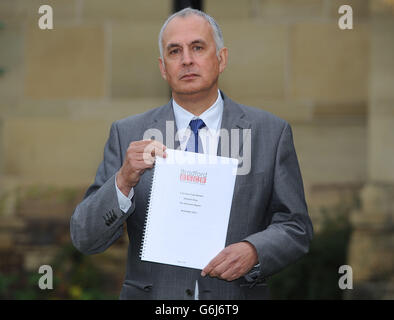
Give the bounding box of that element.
[347,1,394,299]
[0,0,391,299]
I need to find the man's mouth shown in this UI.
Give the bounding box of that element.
[180,73,199,80]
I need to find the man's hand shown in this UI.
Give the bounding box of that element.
[201,241,258,281]
[116,140,166,196]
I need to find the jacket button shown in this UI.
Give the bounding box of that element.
[185,289,193,296]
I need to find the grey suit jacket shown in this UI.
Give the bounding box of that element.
[70,91,313,300]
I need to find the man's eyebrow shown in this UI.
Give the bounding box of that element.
[166,43,181,50]
[190,39,207,46]
[166,39,207,50]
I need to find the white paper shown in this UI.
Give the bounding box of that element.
[140,149,239,270]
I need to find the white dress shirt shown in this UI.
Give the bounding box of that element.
[115,90,224,299]
[172,90,223,155]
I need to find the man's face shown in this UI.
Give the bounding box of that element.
[159,15,227,96]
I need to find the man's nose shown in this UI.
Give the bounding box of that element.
[182,48,193,66]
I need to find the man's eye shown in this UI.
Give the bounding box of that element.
[169,49,179,55]
[193,46,203,51]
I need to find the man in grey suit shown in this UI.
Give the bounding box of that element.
[70,8,313,300]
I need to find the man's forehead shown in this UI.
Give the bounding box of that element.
[162,15,213,44]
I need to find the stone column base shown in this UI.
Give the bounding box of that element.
[347,183,394,299]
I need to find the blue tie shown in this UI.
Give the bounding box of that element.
[186,119,206,153]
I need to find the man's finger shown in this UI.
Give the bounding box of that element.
[219,267,238,282]
[151,145,167,158]
[141,143,161,165]
[128,140,154,152]
[208,260,231,278]
[134,159,154,170]
[201,252,226,277]
[129,140,166,154]
[150,140,167,158]
[142,154,155,166]
[132,139,156,146]
[143,141,166,159]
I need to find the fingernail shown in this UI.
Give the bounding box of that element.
[201,271,206,277]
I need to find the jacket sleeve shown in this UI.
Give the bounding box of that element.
[243,122,313,280]
[70,121,135,255]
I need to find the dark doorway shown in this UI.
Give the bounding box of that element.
[173,0,203,12]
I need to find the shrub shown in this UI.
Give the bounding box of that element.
[268,206,352,299]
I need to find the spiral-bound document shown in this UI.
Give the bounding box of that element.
[140,149,238,270]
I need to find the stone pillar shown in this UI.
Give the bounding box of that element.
[347,0,394,299]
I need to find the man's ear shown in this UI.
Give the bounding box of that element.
[218,47,228,74]
[158,57,167,80]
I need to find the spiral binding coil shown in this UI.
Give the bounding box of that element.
[139,164,158,260]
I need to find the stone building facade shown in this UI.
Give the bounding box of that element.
[0,0,392,298]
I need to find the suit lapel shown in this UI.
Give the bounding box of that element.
[138,100,179,200]
[217,91,251,160]
[147,99,181,151]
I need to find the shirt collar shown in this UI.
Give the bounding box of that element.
[172,90,223,131]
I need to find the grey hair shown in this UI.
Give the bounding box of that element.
[158,8,224,60]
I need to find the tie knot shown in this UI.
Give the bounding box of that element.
[189,119,206,135]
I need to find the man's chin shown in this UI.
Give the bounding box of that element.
[173,85,212,96]
[176,89,202,95]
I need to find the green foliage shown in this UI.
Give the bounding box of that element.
[0,244,118,300]
[0,270,48,300]
[50,244,118,300]
[269,206,352,299]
